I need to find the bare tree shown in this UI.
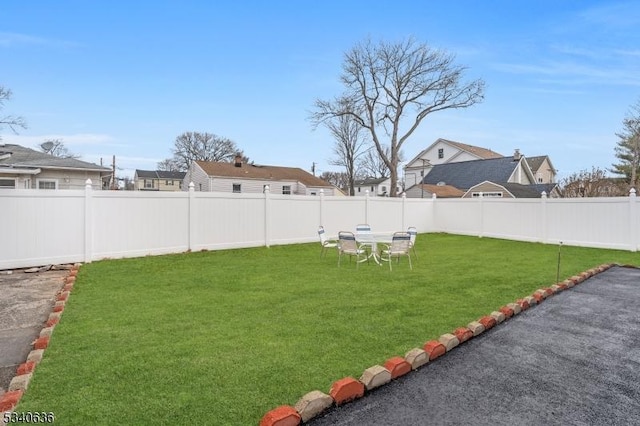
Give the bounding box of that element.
[163,131,239,171]
[312,37,485,196]
[321,98,368,195]
[0,86,26,139]
[358,145,405,179]
[611,98,640,190]
[320,171,349,193]
[558,167,626,197]
[157,158,182,172]
[40,139,79,159]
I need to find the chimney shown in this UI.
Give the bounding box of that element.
[513,149,521,161]
[234,153,242,167]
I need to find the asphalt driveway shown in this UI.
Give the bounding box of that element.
[310,266,640,425]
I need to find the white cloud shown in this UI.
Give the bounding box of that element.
[0,32,79,48]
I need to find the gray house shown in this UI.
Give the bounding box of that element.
[0,143,110,190]
[416,153,557,198]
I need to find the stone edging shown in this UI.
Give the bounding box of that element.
[0,265,80,416]
[259,263,623,426]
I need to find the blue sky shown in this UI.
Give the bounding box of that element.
[1,1,639,181]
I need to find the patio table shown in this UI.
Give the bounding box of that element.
[355,232,395,265]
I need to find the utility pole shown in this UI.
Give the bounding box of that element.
[311,162,316,176]
[111,155,116,190]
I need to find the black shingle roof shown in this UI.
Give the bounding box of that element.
[422,157,521,189]
[135,170,186,180]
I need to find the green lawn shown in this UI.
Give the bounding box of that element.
[16,233,639,425]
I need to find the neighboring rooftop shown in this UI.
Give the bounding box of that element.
[0,143,109,171]
[195,160,333,188]
[135,169,186,180]
[422,157,526,189]
[445,140,504,160]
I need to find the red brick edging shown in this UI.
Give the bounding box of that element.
[0,264,80,414]
[260,263,622,425]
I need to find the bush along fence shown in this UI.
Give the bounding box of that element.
[259,263,618,426]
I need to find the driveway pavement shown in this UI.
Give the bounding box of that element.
[0,269,66,396]
[310,266,640,425]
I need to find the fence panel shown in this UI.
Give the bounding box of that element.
[0,189,85,269]
[92,191,190,259]
[192,192,266,250]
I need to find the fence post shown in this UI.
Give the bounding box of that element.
[541,191,547,243]
[630,188,637,252]
[264,185,271,248]
[319,188,324,226]
[431,193,437,233]
[188,182,195,251]
[401,192,406,230]
[478,192,484,238]
[365,190,370,224]
[84,179,93,263]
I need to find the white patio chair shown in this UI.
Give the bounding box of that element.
[380,231,413,271]
[338,231,369,267]
[407,226,418,260]
[318,226,338,257]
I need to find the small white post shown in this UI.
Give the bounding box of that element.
[84,179,93,263]
[541,191,547,244]
[188,182,195,251]
[319,188,325,227]
[401,192,406,230]
[264,185,271,248]
[365,189,370,224]
[630,188,637,252]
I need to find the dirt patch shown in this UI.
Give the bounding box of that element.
[0,269,67,394]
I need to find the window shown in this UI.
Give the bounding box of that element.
[37,179,57,190]
[282,185,291,195]
[144,179,154,189]
[472,192,503,198]
[358,187,361,193]
[166,180,174,186]
[370,186,374,191]
[438,148,444,159]
[0,178,16,189]
[381,186,387,192]
[232,183,241,193]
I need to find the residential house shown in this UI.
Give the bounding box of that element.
[0,143,110,190]
[526,155,557,184]
[185,156,339,195]
[413,151,557,198]
[134,169,186,191]
[404,183,465,199]
[353,177,402,196]
[404,138,503,189]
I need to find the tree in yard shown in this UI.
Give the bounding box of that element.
[40,139,79,159]
[611,98,640,190]
[161,131,240,171]
[0,86,26,139]
[157,158,182,172]
[311,37,485,197]
[319,98,368,196]
[320,170,350,193]
[558,167,626,197]
[358,145,405,180]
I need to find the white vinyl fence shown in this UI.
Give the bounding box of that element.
[1,182,638,270]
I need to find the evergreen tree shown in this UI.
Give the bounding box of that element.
[611,98,640,189]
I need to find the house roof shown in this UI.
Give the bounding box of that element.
[195,160,333,187]
[405,138,503,167]
[135,169,186,180]
[422,157,530,189]
[445,140,504,160]
[0,143,109,172]
[412,183,465,198]
[354,177,388,186]
[526,155,557,174]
